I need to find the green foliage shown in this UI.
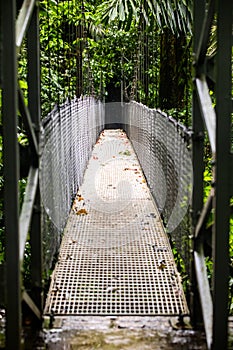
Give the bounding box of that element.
[85,24,139,99]
[38,0,193,110]
[171,241,190,294]
[97,0,193,34]
[39,0,104,115]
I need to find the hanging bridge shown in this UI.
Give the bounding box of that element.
[0,1,232,350]
[41,99,191,317]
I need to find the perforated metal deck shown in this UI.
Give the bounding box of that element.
[44,130,188,316]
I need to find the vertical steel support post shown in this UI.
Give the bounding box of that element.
[212,0,232,348]
[1,1,22,349]
[27,1,43,311]
[191,0,205,326]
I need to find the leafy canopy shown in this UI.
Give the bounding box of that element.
[97,0,192,34]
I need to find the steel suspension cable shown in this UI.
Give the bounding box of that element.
[56,0,61,105]
[130,1,143,101]
[45,0,52,114]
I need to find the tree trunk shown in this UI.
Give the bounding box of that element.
[159,28,188,111]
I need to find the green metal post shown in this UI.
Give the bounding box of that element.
[191,0,205,327]
[27,2,43,311]
[212,0,232,348]
[2,0,22,349]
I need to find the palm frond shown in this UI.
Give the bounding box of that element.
[97,0,193,35]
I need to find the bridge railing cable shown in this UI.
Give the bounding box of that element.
[124,101,193,277]
[40,96,104,274]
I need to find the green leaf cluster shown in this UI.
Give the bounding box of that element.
[98,0,192,34]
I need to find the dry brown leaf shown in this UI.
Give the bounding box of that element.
[158,259,167,270]
[76,209,88,215]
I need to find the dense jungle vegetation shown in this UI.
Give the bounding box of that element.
[0,0,232,313]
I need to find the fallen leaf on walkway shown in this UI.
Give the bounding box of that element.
[51,286,60,293]
[175,288,182,296]
[119,150,131,156]
[76,209,88,215]
[158,259,167,270]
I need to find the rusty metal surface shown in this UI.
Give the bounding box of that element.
[44,130,188,316]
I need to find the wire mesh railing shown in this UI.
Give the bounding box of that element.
[40,96,104,274]
[124,102,193,274]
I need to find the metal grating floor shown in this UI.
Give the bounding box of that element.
[44,129,189,316]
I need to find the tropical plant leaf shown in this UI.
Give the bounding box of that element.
[97,0,193,34]
[119,0,126,21]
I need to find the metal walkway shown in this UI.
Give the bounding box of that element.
[44,130,188,316]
